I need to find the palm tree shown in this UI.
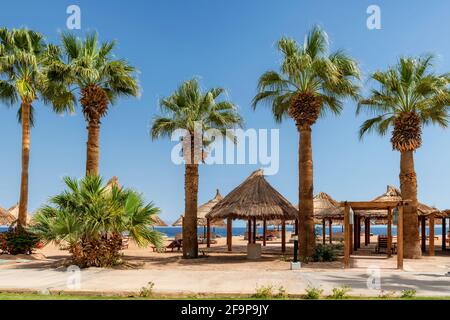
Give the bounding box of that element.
[32,175,163,267]
[46,32,139,176]
[151,78,242,259]
[358,55,450,258]
[0,28,74,230]
[252,26,360,258]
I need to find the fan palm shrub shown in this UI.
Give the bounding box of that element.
[358,55,450,258]
[32,175,163,267]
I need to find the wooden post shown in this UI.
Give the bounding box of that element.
[429,214,435,256]
[253,217,257,244]
[206,218,211,248]
[322,219,326,245]
[344,204,350,268]
[248,219,252,244]
[367,218,371,244]
[442,218,447,251]
[397,205,404,270]
[227,217,232,252]
[421,216,426,252]
[328,219,333,244]
[349,220,353,254]
[353,217,357,252]
[387,208,392,258]
[295,219,299,235]
[364,217,369,246]
[263,219,267,247]
[281,219,286,253]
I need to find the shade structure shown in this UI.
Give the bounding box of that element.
[0,207,16,226]
[355,185,439,219]
[173,189,226,227]
[313,192,343,222]
[7,203,32,224]
[206,170,298,221]
[151,215,168,227]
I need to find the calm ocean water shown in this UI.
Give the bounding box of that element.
[0,225,446,237]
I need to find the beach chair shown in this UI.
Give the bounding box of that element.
[166,239,182,252]
[375,235,388,253]
[121,235,130,249]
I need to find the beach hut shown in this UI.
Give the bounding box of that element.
[7,203,33,224]
[0,207,16,226]
[205,169,298,253]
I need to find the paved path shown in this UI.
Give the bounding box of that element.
[0,267,449,297]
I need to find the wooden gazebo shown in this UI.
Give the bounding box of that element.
[205,169,298,252]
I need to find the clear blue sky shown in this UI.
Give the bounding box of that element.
[1,0,450,224]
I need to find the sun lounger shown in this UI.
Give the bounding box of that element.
[375,235,397,254]
[121,235,130,249]
[166,239,182,252]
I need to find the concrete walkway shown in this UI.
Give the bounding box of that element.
[0,267,449,297]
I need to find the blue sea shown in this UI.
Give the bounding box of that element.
[1,225,447,237]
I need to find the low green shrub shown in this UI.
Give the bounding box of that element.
[329,285,351,299]
[0,226,40,255]
[312,244,337,262]
[252,285,288,299]
[304,286,323,300]
[139,282,155,297]
[400,289,417,299]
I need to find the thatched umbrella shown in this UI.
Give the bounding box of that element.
[172,189,226,228]
[312,192,344,244]
[7,203,32,224]
[151,215,168,227]
[0,207,16,226]
[206,169,298,252]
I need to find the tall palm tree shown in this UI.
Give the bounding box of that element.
[46,32,139,176]
[358,55,450,258]
[151,78,242,259]
[252,26,360,259]
[0,28,74,230]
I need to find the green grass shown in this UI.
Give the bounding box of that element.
[0,292,450,300]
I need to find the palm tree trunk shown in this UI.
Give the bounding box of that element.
[18,101,31,230]
[183,163,199,259]
[86,121,100,176]
[400,150,421,258]
[299,127,315,258]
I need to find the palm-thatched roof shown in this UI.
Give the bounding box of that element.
[173,190,226,227]
[7,203,33,224]
[0,207,16,226]
[151,215,168,227]
[206,170,298,221]
[313,192,343,221]
[355,185,439,218]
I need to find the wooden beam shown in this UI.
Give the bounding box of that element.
[397,206,404,270]
[338,200,411,210]
[329,219,333,244]
[227,217,232,252]
[349,221,353,254]
[443,218,447,251]
[281,220,286,253]
[364,218,369,246]
[429,214,435,256]
[387,208,392,258]
[263,219,267,247]
[322,219,326,245]
[295,219,299,235]
[421,216,426,252]
[253,217,257,244]
[353,217,358,252]
[206,218,211,248]
[344,204,350,268]
[367,218,371,244]
[248,219,252,244]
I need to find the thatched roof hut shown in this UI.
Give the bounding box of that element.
[0,207,15,226]
[206,170,297,221]
[173,190,226,227]
[313,192,343,222]
[7,203,33,224]
[151,215,168,227]
[356,185,439,219]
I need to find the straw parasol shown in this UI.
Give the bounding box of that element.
[206,170,298,221]
[173,189,226,227]
[0,207,16,226]
[7,203,33,224]
[151,215,168,227]
[356,185,439,219]
[313,192,343,222]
